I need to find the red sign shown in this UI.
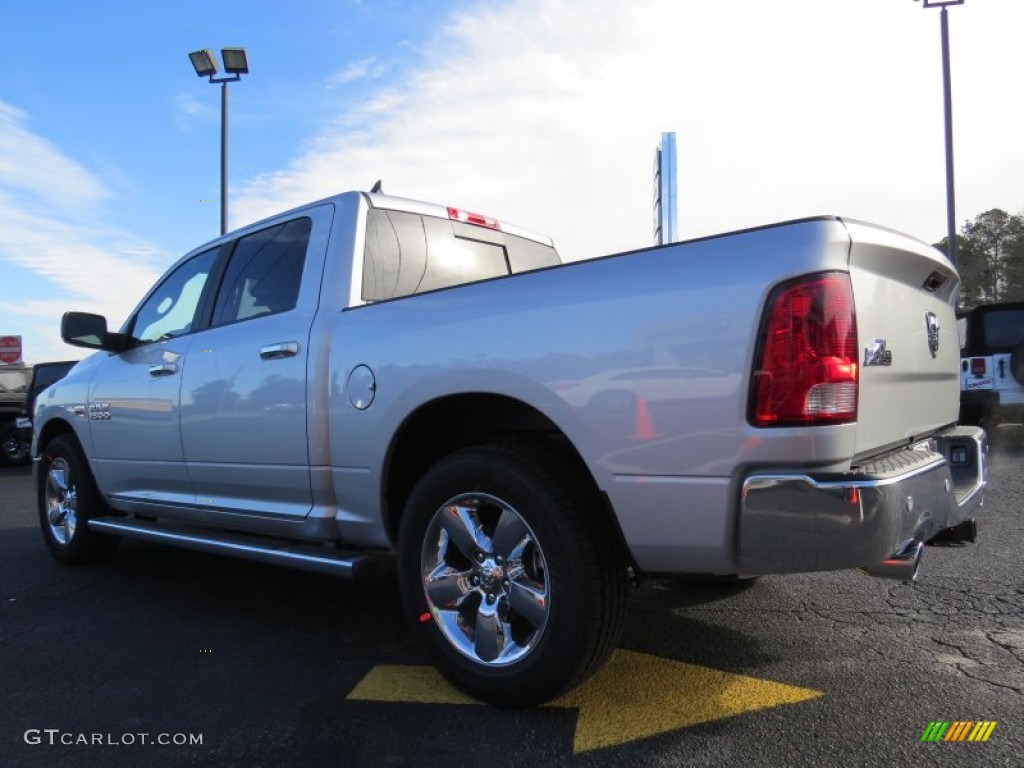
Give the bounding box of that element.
[0,335,23,364]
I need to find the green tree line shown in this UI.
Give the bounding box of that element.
[934,209,1024,309]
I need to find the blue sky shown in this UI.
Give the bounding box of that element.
[2,0,1023,363]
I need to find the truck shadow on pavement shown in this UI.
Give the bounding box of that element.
[2,522,776,691]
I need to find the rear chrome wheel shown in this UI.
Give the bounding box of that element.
[420,492,550,667]
[398,441,627,706]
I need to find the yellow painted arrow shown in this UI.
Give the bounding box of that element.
[347,649,823,753]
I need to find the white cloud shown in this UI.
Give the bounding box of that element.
[327,57,389,87]
[0,100,165,363]
[0,191,162,311]
[0,101,109,209]
[234,0,1024,262]
[174,91,215,130]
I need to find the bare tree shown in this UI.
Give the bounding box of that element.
[935,208,1024,309]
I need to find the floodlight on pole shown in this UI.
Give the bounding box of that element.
[913,0,963,268]
[221,48,250,74]
[188,50,218,78]
[188,47,249,236]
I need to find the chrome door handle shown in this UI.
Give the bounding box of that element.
[148,362,177,377]
[260,342,299,360]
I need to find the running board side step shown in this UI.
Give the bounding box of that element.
[88,518,384,579]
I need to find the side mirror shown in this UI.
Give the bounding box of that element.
[61,312,128,352]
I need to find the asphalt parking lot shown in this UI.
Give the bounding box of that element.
[2,436,1023,767]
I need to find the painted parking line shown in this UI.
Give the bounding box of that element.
[348,648,823,753]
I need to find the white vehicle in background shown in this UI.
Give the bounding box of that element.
[958,301,1024,430]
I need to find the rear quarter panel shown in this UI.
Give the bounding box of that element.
[328,218,860,570]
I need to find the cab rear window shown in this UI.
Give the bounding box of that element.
[362,209,559,301]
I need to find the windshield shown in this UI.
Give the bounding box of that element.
[32,364,75,394]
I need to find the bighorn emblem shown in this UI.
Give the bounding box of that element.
[924,312,940,358]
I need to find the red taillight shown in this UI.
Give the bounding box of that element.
[970,358,986,376]
[447,206,500,230]
[749,272,858,427]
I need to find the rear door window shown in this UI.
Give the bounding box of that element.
[211,217,312,326]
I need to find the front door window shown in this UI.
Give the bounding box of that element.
[133,248,218,342]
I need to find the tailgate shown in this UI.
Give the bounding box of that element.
[843,220,960,458]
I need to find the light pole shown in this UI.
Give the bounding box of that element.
[189,48,249,236]
[914,0,963,268]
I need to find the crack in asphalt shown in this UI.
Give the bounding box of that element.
[985,630,1024,663]
[952,661,1024,696]
[930,635,1024,696]
[673,594,1024,696]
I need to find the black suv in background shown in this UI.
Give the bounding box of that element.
[1,361,78,466]
[0,364,32,466]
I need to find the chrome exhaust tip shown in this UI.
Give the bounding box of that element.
[861,540,923,582]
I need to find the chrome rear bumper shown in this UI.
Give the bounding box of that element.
[737,426,986,580]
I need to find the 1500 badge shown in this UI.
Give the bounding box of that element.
[88,402,111,420]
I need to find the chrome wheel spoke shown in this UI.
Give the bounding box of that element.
[491,508,529,560]
[439,503,489,561]
[48,505,68,526]
[424,564,472,608]
[508,578,548,629]
[48,467,69,495]
[473,597,506,663]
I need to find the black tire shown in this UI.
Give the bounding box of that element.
[397,441,627,706]
[37,434,119,564]
[0,423,30,466]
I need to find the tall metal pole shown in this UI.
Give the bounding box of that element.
[940,6,958,267]
[221,81,229,237]
[190,48,247,237]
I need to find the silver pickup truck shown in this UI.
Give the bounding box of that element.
[34,190,986,706]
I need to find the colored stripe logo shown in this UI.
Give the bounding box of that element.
[921,721,997,742]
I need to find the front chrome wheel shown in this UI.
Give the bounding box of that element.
[45,457,78,546]
[37,435,118,564]
[420,493,550,667]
